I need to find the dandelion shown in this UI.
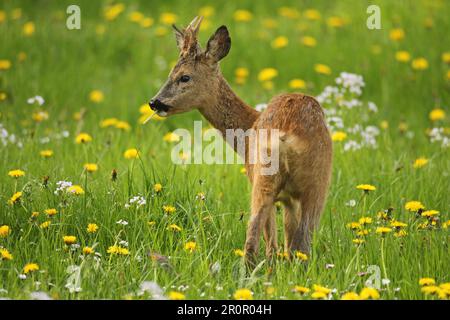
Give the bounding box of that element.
[23,263,39,274]
[346,222,361,230]
[67,185,85,195]
[289,79,306,89]
[411,58,428,70]
[63,236,77,245]
[31,211,40,219]
[234,288,253,300]
[389,28,405,41]
[159,12,177,25]
[32,110,49,122]
[115,121,130,131]
[234,249,244,257]
[89,90,104,103]
[128,11,144,23]
[40,150,53,158]
[199,6,215,17]
[341,292,360,300]
[356,184,376,192]
[163,205,176,214]
[429,108,446,121]
[304,9,321,20]
[168,224,182,232]
[311,291,327,299]
[153,183,162,193]
[163,132,180,142]
[8,169,25,178]
[419,278,435,286]
[107,245,130,256]
[235,67,249,79]
[421,286,440,295]
[271,36,288,49]
[100,118,119,128]
[184,241,197,253]
[327,16,345,28]
[390,220,407,229]
[83,163,98,173]
[395,51,411,62]
[82,247,94,255]
[104,3,125,21]
[147,221,156,227]
[168,291,185,300]
[293,286,310,294]
[87,223,99,233]
[123,148,139,159]
[0,248,13,260]
[421,210,439,218]
[413,157,428,169]
[442,220,450,229]
[140,17,154,28]
[295,251,308,261]
[332,131,347,142]
[23,22,35,36]
[8,191,22,205]
[352,238,365,245]
[75,133,92,144]
[358,217,373,225]
[0,59,11,70]
[314,64,331,75]
[40,221,51,229]
[312,284,331,295]
[278,7,300,19]
[405,201,425,212]
[258,68,278,82]
[360,287,380,300]
[301,36,317,47]
[394,229,407,237]
[233,10,252,22]
[0,225,11,238]
[375,227,392,235]
[44,208,57,216]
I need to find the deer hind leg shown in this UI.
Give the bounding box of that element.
[291,193,324,254]
[282,197,301,254]
[244,175,279,267]
[263,206,278,259]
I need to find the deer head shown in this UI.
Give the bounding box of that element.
[149,16,231,116]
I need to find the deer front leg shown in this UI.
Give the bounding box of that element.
[244,179,277,268]
[263,206,277,259]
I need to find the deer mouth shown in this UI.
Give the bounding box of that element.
[149,99,171,115]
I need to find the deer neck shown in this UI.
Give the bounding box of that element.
[198,76,260,136]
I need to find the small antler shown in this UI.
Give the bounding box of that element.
[172,16,204,57]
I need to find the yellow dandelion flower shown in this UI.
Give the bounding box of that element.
[295,251,308,261]
[421,210,439,218]
[40,150,53,158]
[107,245,130,255]
[390,220,407,228]
[0,248,13,260]
[140,17,154,28]
[0,225,11,238]
[199,6,215,17]
[356,184,376,192]
[115,121,131,131]
[421,285,440,295]
[128,11,144,23]
[87,223,99,233]
[346,222,361,230]
[163,205,176,214]
[154,183,162,193]
[293,286,310,294]
[63,235,77,245]
[258,68,278,82]
[413,157,428,169]
[8,191,22,205]
[278,7,300,19]
[352,238,365,245]
[44,208,57,216]
[375,227,392,234]
[168,224,182,232]
[8,169,25,178]
[234,288,253,300]
[429,108,446,121]
[75,133,92,144]
[31,211,40,219]
[234,249,244,257]
[341,292,360,300]
[0,59,11,70]
[411,58,428,70]
[104,3,124,21]
[312,285,331,295]
[163,132,180,142]
[233,10,252,22]
[358,217,373,225]
[84,163,98,172]
[311,291,327,299]
[314,63,331,75]
[389,28,405,41]
[184,241,197,253]
[160,12,177,25]
[235,67,249,78]
[147,221,156,227]
[89,90,104,103]
[168,291,185,300]
[23,263,39,274]
[100,118,119,128]
[405,201,425,212]
[360,287,380,300]
[394,230,407,237]
[82,246,94,255]
[67,185,85,195]
[271,36,289,49]
[419,278,436,286]
[327,16,345,28]
[395,51,411,62]
[123,148,139,159]
[40,221,51,229]
[331,131,347,142]
[23,22,35,36]
[304,9,321,20]
[289,79,306,89]
[301,36,317,47]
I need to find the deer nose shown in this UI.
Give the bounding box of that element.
[149,99,170,112]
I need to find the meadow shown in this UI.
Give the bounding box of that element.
[0,0,449,300]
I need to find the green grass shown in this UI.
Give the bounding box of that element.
[0,0,449,300]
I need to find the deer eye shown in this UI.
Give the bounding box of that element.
[179,75,191,83]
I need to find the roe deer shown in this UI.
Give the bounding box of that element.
[149,17,332,266]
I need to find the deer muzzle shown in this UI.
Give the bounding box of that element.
[149,99,171,113]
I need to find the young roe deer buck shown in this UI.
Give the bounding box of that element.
[149,17,332,266]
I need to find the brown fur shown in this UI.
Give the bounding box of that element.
[150,17,333,266]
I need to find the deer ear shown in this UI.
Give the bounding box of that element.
[205,26,231,63]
